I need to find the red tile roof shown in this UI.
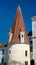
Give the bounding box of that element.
[0,44,7,47]
[10,6,29,44]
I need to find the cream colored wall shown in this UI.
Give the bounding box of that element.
[8,43,30,65]
[32,21,36,63]
[32,21,36,37]
[33,39,36,62]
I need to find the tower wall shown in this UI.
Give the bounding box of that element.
[8,5,30,65]
[8,43,30,65]
[32,17,36,65]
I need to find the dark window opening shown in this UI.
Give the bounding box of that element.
[4,63,7,65]
[22,35,23,37]
[2,58,4,63]
[30,59,34,65]
[5,45,7,47]
[2,49,4,54]
[18,34,20,40]
[25,51,27,56]
[25,61,28,65]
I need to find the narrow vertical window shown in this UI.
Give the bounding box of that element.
[18,34,20,40]
[25,51,27,56]
[2,58,4,63]
[22,35,23,37]
[25,61,28,65]
[2,49,4,54]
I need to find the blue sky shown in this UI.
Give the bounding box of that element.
[0,0,36,43]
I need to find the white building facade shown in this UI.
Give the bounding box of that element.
[8,30,30,65]
[8,43,30,65]
[32,16,36,65]
[0,44,8,65]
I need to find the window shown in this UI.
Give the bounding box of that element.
[2,58,4,63]
[20,29,22,31]
[22,35,23,37]
[18,34,20,40]
[2,49,4,54]
[9,50,11,54]
[25,61,28,65]
[25,51,27,56]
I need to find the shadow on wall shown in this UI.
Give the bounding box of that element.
[8,60,24,65]
[0,63,7,65]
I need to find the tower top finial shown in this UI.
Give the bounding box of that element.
[17,0,21,13]
[18,0,20,6]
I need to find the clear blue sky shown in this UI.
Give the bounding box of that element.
[0,0,36,43]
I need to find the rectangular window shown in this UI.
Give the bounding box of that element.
[25,51,27,56]
[2,49,4,54]
[25,61,28,65]
[2,58,4,63]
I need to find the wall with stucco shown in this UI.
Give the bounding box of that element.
[8,43,30,65]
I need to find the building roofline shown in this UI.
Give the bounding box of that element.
[31,16,36,19]
[0,44,7,47]
[8,42,30,46]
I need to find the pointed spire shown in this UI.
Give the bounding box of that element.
[17,5,22,16]
[10,5,29,44]
[17,5,21,13]
[17,5,21,11]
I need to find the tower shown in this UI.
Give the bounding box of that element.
[8,5,30,65]
[32,16,36,65]
[8,5,29,44]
